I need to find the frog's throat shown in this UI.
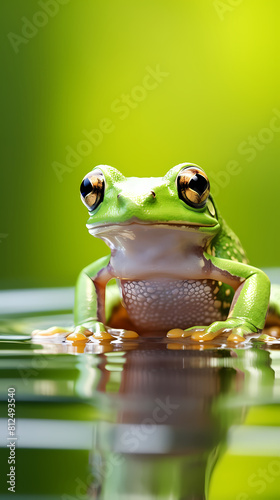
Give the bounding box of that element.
[86,222,219,280]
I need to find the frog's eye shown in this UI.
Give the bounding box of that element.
[80,170,105,211]
[177,166,210,208]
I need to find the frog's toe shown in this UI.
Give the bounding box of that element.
[90,331,115,341]
[166,327,206,339]
[188,319,257,343]
[167,328,187,339]
[227,327,246,343]
[117,330,139,339]
[257,333,279,343]
[181,326,206,338]
[85,321,139,342]
[191,329,224,342]
[187,321,228,342]
[227,322,259,343]
[262,326,280,339]
[90,327,139,342]
[84,322,112,342]
[66,326,93,342]
[32,326,71,338]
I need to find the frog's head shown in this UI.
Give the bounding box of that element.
[80,163,220,241]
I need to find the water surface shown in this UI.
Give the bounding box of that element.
[0,312,280,499]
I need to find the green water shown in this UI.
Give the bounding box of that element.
[0,314,280,499]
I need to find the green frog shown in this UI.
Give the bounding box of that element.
[70,163,280,343]
[34,163,280,343]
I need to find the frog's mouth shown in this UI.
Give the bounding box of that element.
[87,219,220,236]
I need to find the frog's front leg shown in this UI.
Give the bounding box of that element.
[74,255,139,341]
[32,255,113,340]
[74,255,110,325]
[74,255,115,339]
[183,253,271,343]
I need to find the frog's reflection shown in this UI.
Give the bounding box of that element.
[91,343,274,500]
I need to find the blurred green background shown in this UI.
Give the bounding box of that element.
[1,0,279,289]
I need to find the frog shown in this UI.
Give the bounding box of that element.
[33,163,280,343]
[69,162,280,343]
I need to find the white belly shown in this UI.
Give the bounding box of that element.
[121,278,226,332]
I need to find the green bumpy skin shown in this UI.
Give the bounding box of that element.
[74,163,278,342]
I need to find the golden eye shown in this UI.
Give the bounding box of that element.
[80,169,105,211]
[177,166,210,208]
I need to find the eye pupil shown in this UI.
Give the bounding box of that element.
[189,174,208,196]
[80,170,104,211]
[80,178,93,198]
[177,166,210,208]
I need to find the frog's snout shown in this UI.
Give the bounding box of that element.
[117,190,156,198]
[117,190,157,204]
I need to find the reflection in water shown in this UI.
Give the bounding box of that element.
[0,321,280,499]
[92,344,274,500]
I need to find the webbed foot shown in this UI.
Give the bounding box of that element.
[32,322,139,343]
[167,318,259,343]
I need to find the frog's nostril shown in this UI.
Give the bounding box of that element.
[117,192,126,203]
[150,190,156,198]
